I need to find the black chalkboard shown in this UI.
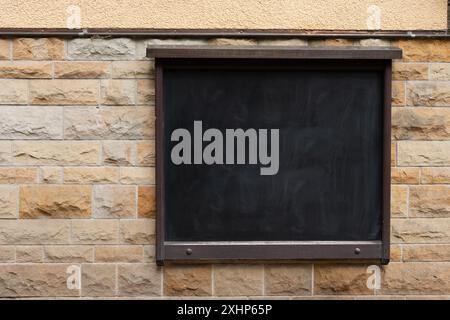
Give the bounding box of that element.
[162,63,384,242]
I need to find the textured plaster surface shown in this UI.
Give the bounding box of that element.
[0,0,446,31]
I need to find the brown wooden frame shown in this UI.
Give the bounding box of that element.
[149,46,401,266]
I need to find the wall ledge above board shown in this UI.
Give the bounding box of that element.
[147,45,402,60]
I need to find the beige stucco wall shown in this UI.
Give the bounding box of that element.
[0,0,447,31]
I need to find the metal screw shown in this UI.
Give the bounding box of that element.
[186,248,193,255]
[354,248,361,255]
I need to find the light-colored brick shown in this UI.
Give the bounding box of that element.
[120,167,155,185]
[95,245,143,262]
[100,80,135,105]
[409,186,450,217]
[392,81,405,106]
[403,245,450,262]
[143,245,155,262]
[164,265,212,296]
[40,167,63,184]
[0,220,70,244]
[102,141,134,165]
[396,40,450,62]
[12,141,100,165]
[19,185,91,219]
[0,79,28,104]
[0,39,9,59]
[391,167,420,184]
[359,39,391,47]
[71,220,119,244]
[16,246,43,263]
[13,38,65,60]
[0,168,37,184]
[392,107,450,140]
[0,106,63,139]
[392,218,450,243]
[29,80,98,105]
[64,107,154,139]
[264,264,312,296]
[391,185,408,218]
[137,79,155,105]
[390,245,402,262]
[54,62,110,78]
[0,246,14,262]
[120,219,154,244]
[0,264,78,297]
[138,186,155,218]
[118,264,161,296]
[398,141,450,166]
[81,264,116,297]
[421,167,450,184]
[0,186,18,219]
[93,185,136,218]
[380,262,450,295]
[214,265,263,296]
[314,264,373,295]
[0,62,52,78]
[137,141,155,166]
[430,63,450,80]
[392,63,428,80]
[45,245,93,263]
[407,82,450,107]
[68,38,135,60]
[64,167,120,184]
[111,61,153,78]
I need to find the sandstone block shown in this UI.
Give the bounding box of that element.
[397,141,450,166]
[137,79,155,105]
[102,141,134,165]
[0,264,78,297]
[391,185,408,218]
[54,62,110,78]
[137,141,155,166]
[68,38,135,60]
[0,186,18,219]
[13,38,65,60]
[19,185,91,219]
[392,218,450,243]
[314,264,373,295]
[403,245,450,262]
[64,167,120,184]
[0,79,28,104]
[264,264,312,296]
[164,265,212,296]
[111,61,154,78]
[0,39,9,59]
[0,167,37,184]
[45,245,93,263]
[392,63,428,80]
[396,40,450,62]
[12,141,100,165]
[16,246,43,263]
[421,167,450,184]
[0,62,52,78]
[118,264,161,296]
[0,106,63,139]
[409,186,450,217]
[392,81,405,106]
[407,82,450,106]
[100,80,135,105]
[138,186,155,218]
[95,245,142,263]
[40,167,63,184]
[120,167,155,185]
[29,80,98,105]
[93,185,136,218]
[391,167,419,184]
[71,220,119,244]
[214,265,263,296]
[0,220,70,245]
[120,219,154,244]
[64,107,154,139]
[81,264,116,297]
[430,63,450,80]
[0,246,14,262]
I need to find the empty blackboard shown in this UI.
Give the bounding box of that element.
[150,47,398,264]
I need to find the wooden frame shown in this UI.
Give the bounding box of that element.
[148,46,401,266]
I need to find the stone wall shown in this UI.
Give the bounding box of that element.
[0,37,449,299]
